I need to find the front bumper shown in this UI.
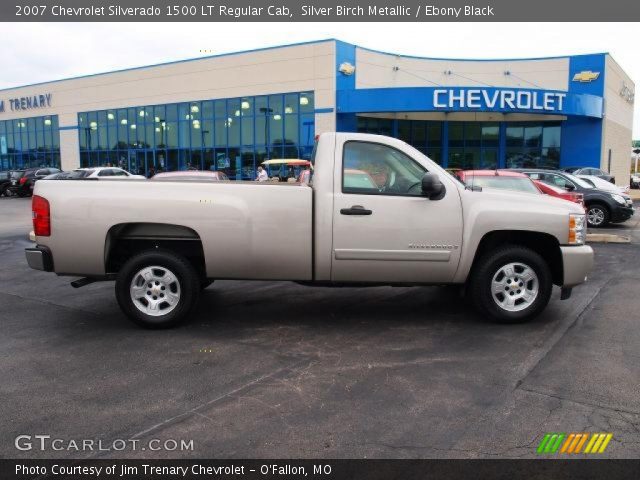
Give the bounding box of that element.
[560,245,594,288]
[25,246,54,272]
[611,204,634,223]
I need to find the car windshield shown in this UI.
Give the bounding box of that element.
[564,173,593,189]
[467,175,540,194]
[73,169,95,177]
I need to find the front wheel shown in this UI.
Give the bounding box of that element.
[469,246,552,324]
[115,249,201,328]
[586,204,610,228]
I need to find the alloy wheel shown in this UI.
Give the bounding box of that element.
[491,262,539,312]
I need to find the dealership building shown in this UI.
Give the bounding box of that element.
[0,39,635,182]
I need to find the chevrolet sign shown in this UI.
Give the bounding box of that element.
[572,71,600,82]
[433,89,566,112]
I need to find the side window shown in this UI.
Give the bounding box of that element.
[552,174,577,189]
[342,141,426,196]
[113,169,128,176]
[98,169,114,177]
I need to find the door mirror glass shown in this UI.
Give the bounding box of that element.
[421,172,445,200]
[564,183,575,191]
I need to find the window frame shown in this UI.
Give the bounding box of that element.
[341,140,428,198]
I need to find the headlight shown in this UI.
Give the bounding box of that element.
[569,213,586,245]
[611,193,626,204]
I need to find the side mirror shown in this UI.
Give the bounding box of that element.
[564,183,575,191]
[421,172,446,200]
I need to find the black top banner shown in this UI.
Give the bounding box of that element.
[2,0,639,22]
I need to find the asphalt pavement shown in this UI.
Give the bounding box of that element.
[1,197,639,459]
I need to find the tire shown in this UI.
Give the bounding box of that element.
[115,249,201,329]
[469,245,552,324]
[201,279,215,290]
[586,203,610,228]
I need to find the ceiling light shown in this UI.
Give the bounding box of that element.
[89,121,97,128]
[130,124,137,130]
[185,114,192,120]
[155,127,160,133]
[107,113,115,120]
[285,106,293,114]
[299,96,309,106]
[241,101,250,110]
[234,110,240,117]
[191,105,199,113]
[120,119,128,125]
[44,119,52,126]
[139,110,146,117]
[273,114,282,121]
[154,116,160,123]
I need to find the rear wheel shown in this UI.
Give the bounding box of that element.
[469,246,552,323]
[115,249,200,328]
[586,203,610,228]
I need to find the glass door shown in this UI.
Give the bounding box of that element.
[128,149,156,177]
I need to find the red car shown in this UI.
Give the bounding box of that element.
[455,169,541,195]
[533,180,585,208]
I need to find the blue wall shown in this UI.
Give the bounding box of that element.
[333,43,607,170]
[560,54,606,168]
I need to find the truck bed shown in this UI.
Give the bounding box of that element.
[35,179,313,280]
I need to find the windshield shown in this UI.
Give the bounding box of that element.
[73,169,95,178]
[564,173,593,189]
[467,175,540,194]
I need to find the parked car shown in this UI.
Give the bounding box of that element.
[0,171,13,196]
[151,171,229,182]
[26,132,593,328]
[455,170,541,195]
[43,170,95,180]
[513,169,634,228]
[261,159,312,182]
[533,180,585,208]
[9,168,61,197]
[74,167,145,179]
[577,174,629,194]
[561,167,615,184]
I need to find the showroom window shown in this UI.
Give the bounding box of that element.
[357,117,443,165]
[0,115,60,170]
[505,122,561,169]
[78,91,315,179]
[447,122,499,170]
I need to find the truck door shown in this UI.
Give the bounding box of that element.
[331,140,463,283]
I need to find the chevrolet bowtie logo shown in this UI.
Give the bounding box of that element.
[572,70,600,82]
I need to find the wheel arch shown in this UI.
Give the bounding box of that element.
[105,222,206,279]
[469,230,563,286]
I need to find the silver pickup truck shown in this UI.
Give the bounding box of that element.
[26,132,593,328]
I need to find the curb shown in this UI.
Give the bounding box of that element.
[586,233,631,244]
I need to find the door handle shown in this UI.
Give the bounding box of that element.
[340,205,372,216]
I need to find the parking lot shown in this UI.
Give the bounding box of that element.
[1,196,639,459]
